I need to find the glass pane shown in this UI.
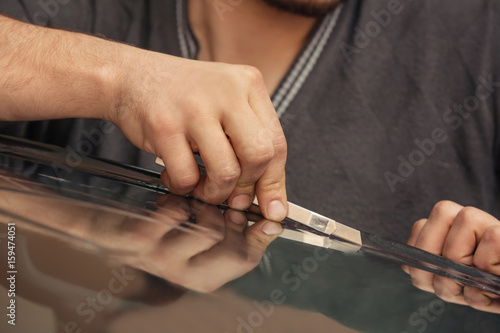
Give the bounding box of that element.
[0,135,499,333]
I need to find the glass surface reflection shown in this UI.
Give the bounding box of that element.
[0,135,499,333]
[0,171,278,293]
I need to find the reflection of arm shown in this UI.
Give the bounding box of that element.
[0,168,184,248]
[0,173,104,240]
[0,172,282,292]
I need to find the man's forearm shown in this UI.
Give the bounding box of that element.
[0,16,289,221]
[0,15,122,121]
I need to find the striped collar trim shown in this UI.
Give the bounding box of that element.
[273,6,343,118]
[176,0,342,118]
[176,0,197,59]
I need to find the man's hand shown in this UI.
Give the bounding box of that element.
[0,16,288,221]
[404,201,500,313]
[112,54,288,220]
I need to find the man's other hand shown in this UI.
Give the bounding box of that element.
[403,201,500,313]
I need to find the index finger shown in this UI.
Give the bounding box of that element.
[248,83,288,221]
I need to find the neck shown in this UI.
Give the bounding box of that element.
[188,0,319,94]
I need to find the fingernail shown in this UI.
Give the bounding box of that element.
[262,221,282,235]
[231,194,251,210]
[267,200,286,221]
[227,210,246,225]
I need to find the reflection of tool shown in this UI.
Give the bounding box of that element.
[154,156,362,251]
[276,202,362,252]
[156,155,500,296]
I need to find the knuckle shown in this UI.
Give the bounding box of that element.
[200,183,225,203]
[273,133,288,153]
[196,285,218,293]
[242,143,275,166]
[170,172,198,193]
[259,178,285,192]
[142,140,155,155]
[468,301,488,310]
[162,271,182,286]
[214,164,241,184]
[408,269,433,292]
[454,207,481,227]
[482,225,500,244]
[411,277,428,291]
[464,288,489,307]
[434,288,451,302]
[472,227,500,270]
[433,278,460,302]
[151,117,183,138]
[472,255,489,271]
[431,200,459,219]
[254,145,275,163]
[119,217,152,244]
[183,97,207,116]
[267,134,288,163]
[240,65,265,85]
[411,218,427,233]
[191,280,221,293]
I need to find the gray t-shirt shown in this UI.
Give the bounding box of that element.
[1,0,499,242]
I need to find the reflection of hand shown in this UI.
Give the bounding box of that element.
[101,194,283,293]
[0,173,282,293]
[403,201,500,313]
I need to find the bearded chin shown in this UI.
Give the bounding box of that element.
[261,0,344,17]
